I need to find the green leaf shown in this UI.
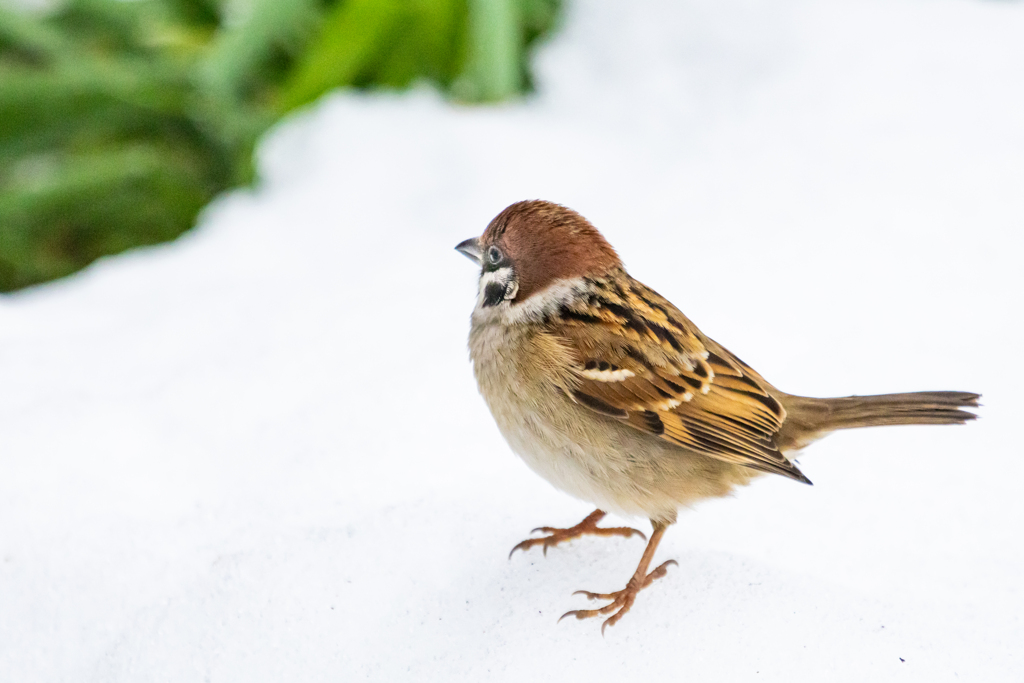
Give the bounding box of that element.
[0,144,213,289]
[200,0,321,101]
[459,0,521,102]
[278,0,404,112]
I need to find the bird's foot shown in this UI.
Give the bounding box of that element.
[559,559,677,634]
[508,509,646,559]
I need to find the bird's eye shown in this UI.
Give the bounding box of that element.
[487,246,503,264]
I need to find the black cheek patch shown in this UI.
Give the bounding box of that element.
[482,282,506,307]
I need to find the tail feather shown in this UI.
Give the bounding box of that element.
[778,391,979,450]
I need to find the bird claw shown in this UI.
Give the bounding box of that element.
[648,559,677,581]
[508,515,646,560]
[559,598,634,636]
[559,560,677,633]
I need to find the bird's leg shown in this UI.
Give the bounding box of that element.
[560,520,676,634]
[508,509,646,559]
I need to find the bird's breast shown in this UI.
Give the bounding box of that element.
[470,321,670,517]
[467,319,756,521]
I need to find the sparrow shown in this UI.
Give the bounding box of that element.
[456,200,978,633]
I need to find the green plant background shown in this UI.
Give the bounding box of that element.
[0,0,560,291]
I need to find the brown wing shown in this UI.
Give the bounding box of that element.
[550,273,810,484]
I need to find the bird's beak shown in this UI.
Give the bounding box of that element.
[455,237,482,265]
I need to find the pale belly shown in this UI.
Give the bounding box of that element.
[469,321,753,523]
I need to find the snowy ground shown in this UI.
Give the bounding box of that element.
[2,0,1023,680]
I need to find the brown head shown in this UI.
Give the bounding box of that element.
[456,200,621,306]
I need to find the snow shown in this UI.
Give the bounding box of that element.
[2,0,1022,680]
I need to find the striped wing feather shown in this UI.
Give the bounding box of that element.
[552,274,810,484]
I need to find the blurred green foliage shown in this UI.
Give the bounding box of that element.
[0,0,560,291]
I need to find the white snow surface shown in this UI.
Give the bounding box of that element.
[2,0,1023,680]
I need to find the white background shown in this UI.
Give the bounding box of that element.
[1,0,1022,680]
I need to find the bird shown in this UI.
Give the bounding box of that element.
[456,199,978,633]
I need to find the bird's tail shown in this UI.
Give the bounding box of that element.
[778,391,980,450]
